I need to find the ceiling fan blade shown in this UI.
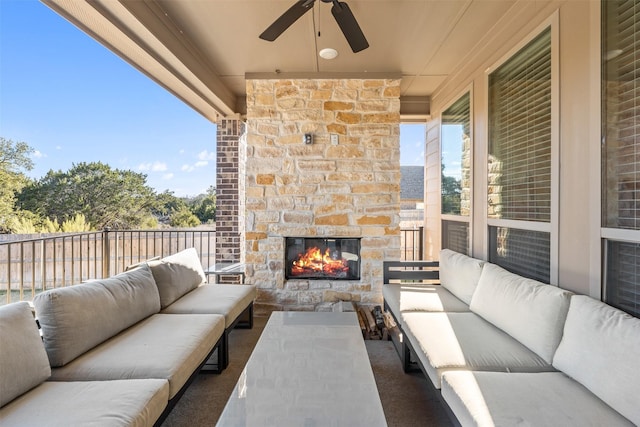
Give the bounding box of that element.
[331,1,369,53]
[259,0,316,42]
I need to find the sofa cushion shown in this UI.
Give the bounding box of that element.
[33,264,160,367]
[553,295,640,426]
[162,283,256,328]
[0,302,51,408]
[382,284,470,318]
[441,371,634,427]
[49,313,225,399]
[439,249,484,305]
[469,263,572,363]
[0,379,169,427]
[402,311,553,389]
[148,248,207,308]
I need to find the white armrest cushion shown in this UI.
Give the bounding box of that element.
[0,302,51,407]
[439,249,484,305]
[148,247,206,308]
[553,295,640,426]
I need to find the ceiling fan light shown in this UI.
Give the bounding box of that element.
[319,48,338,59]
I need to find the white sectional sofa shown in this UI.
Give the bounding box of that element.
[0,301,169,427]
[383,249,640,426]
[0,247,256,427]
[155,249,256,370]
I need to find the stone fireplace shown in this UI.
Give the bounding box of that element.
[241,77,402,314]
[285,237,361,280]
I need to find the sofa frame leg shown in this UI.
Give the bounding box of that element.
[234,303,253,330]
[402,340,412,373]
[201,334,226,374]
[216,303,253,369]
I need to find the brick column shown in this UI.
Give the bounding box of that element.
[216,118,244,264]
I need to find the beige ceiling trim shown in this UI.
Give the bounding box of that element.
[245,72,403,81]
[118,1,236,115]
[410,0,474,88]
[400,96,431,122]
[431,0,557,105]
[42,0,236,122]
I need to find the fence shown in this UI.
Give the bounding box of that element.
[1,227,424,305]
[400,227,424,261]
[0,229,216,305]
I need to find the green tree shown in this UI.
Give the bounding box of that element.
[41,218,60,233]
[61,213,91,232]
[153,190,186,218]
[18,162,157,230]
[441,164,461,215]
[0,138,34,232]
[152,190,205,228]
[169,205,201,227]
[189,186,216,224]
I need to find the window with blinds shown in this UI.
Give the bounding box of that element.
[441,92,471,254]
[602,1,640,318]
[488,29,551,222]
[487,27,552,282]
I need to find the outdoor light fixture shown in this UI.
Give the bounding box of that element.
[319,48,338,59]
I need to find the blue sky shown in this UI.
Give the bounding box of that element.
[1,0,424,198]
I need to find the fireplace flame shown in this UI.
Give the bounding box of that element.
[291,246,349,276]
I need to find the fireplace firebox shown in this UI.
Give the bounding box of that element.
[285,237,361,280]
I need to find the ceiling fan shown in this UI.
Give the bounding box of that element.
[259,0,369,53]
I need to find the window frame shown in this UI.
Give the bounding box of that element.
[600,0,640,317]
[483,13,559,285]
[440,86,474,255]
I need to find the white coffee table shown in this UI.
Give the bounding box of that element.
[216,311,387,426]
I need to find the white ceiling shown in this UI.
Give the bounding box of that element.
[43,0,528,122]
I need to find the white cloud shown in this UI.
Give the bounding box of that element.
[152,162,167,172]
[55,145,62,150]
[181,160,210,171]
[32,150,45,158]
[179,149,185,155]
[138,161,167,172]
[198,150,215,161]
[163,173,174,180]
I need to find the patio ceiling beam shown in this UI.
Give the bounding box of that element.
[41,0,238,122]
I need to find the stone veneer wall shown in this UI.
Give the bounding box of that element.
[242,78,402,314]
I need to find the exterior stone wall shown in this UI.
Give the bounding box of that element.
[243,78,402,314]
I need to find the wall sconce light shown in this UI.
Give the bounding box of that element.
[303,133,313,145]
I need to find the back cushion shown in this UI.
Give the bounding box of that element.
[0,302,51,407]
[553,295,640,425]
[147,247,206,308]
[470,263,572,363]
[439,249,485,305]
[33,264,160,367]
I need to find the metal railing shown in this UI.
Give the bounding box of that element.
[400,227,424,261]
[0,229,215,305]
[1,227,423,305]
